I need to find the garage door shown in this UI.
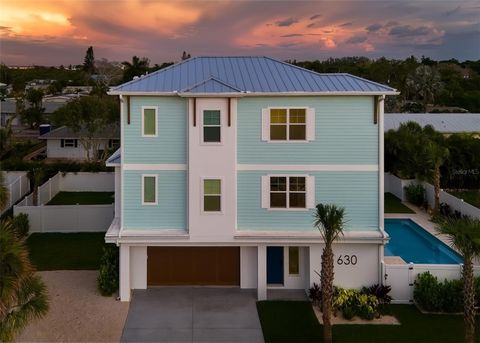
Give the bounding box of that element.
[147,247,240,286]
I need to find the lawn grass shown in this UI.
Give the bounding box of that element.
[257,301,480,343]
[449,189,480,208]
[47,191,114,205]
[384,192,415,214]
[27,232,105,270]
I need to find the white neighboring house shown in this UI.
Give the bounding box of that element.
[384,113,480,135]
[39,125,120,160]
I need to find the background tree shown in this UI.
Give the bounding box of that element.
[122,56,150,82]
[20,88,45,129]
[406,65,444,111]
[181,51,191,60]
[0,117,15,158]
[437,217,480,343]
[314,203,345,343]
[52,95,119,162]
[0,171,9,211]
[0,220,49,341]
[83,46,95,75]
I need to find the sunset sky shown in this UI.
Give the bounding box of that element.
[0,0,479,66]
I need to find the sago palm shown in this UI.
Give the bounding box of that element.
[314,203,345,343]
[437,217,480,343]
[0,220,49,341]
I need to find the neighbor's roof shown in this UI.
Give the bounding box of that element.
[109,56,397,96]
[106,148,121,167]
[39,125,120,139]
[0,100,66,114]
[384,113,480,133]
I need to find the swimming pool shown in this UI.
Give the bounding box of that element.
[384,219,463,264]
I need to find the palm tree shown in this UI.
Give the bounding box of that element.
[437,217,480,343]
[314,203,346,343]
[0,220,49,341]
[121,56,150,82]
[27,167,45,206]
[0,171,8,211]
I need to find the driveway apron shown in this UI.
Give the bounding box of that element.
[121,287,264,342]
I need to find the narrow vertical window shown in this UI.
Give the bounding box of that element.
[289,109,306,140]
[143,108,157,136]
[203,110,221,142]
[289,177,306,208]
[289,247,300,275]
[270,176,287,208]
[270,109,287,140]
[204,179,221,211]
[142,175,157,205]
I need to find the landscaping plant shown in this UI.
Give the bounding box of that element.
[308,282,322,307]
[0,220,49,341]
[313,203,345,343]
[437,217,480,343]
[97,243,119,296]
[11,213,30,238]
[404,184,425,207]
[0,172,8,211]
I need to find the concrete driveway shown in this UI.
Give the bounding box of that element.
[121,287,264,342]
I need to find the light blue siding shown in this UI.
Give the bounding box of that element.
[123,97,187,164]
[237,171,378,231]
[123,170,186,230]
[237,97,378,164]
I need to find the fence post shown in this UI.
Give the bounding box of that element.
[408,262,415,303]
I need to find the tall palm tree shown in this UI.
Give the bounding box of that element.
[0,220,49,341]
[0,171,9,211]
[314,203,346,343]
[437,217,480,343]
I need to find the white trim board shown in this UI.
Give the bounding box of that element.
[237,164,379,171]
[123,164,187,171]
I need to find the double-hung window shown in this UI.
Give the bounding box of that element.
[142,107,157,137]
[142,175,157,205]
[262,175,314,210]
[203,179,221,212]
[262,107,315,141]
[203,110,221,143]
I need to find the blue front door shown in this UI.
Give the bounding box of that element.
[267,247,284,284]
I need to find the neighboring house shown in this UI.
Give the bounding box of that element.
[40,125,120,160]
[105,56,397,301]
[0,99,66,127]
[385,113,480,136]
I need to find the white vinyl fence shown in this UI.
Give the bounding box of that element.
[14,172,115,232]
[383,262,480,304]
[384,172,480,219]
[1,171,30,214]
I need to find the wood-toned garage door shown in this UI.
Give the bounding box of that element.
[147,247,240,286]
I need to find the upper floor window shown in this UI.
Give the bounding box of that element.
[142,107,157,137]
[142,175,157,205]
[262,107,315,142]
[261,174,315,210]
[203,110,221,143]
[203,179,222,212]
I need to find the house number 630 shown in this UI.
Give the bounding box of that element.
[336,254,358,265]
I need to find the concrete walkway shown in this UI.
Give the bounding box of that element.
[121,287,264,342]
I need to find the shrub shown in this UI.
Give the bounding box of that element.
[440,279,463,313]
[308,282,322,307]
[333,287,380,320]
[11,213,29,238]
[404,183,425,206]
[361,284,392,305]
[97,244,119,296]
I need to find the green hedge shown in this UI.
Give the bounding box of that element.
[414,271,480,313]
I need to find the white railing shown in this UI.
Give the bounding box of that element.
[383,262,480,304]
[384,172,480,218]
[14,204,114,232]
[1,171,30,214]
[38,172,61,205]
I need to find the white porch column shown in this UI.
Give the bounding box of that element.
[309,244,322,287]
[114,167,121,218]
[257,244,267,300]
[119,244,131,301]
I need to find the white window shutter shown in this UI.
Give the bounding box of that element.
[261,175,270,208]
[306,175,316,209]
[261,108,270,141]
[306,107,316,141]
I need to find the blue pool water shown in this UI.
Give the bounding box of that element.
[384,219,463,264]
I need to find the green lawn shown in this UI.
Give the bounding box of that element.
[384,192,415,213]
[27,232,105,270]
[449,189,480,208]
[257,301,480,343]
[47,191,114,205]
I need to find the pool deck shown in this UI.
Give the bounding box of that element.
[384,202,460,256]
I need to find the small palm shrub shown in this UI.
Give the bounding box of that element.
[97,244,119,296]
[404,183,425,206]
[308,283,322,307]
[333,287,380,320]
[11,213,30,238]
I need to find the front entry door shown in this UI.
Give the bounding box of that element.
[267,247,284,284]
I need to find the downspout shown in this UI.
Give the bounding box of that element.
[378,95,388,284]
